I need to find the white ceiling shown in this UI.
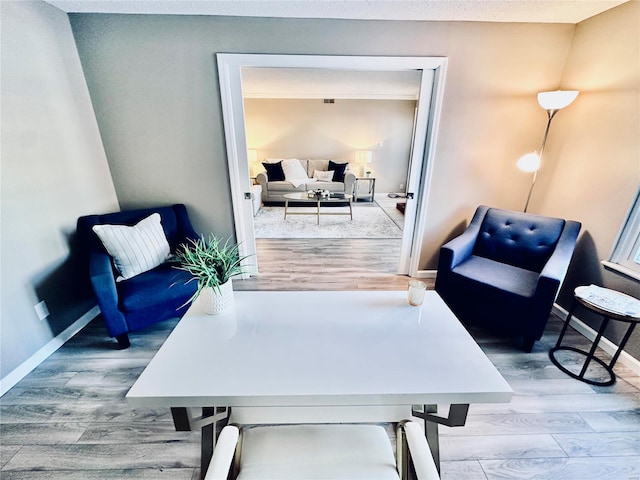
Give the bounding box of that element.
[45,0,628,24]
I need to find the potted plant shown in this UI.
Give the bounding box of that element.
[175,235,251,314]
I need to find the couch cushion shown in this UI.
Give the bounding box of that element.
[118,264,195,312]
[313,170,335,182]
[307,159,329,177]
[306,181,344,192]
[328,160,348,182]
[473,208,565,272]
[92,213,171,281]
[267,180,307,192]
[262,161,285,181]
[237,424,399,480]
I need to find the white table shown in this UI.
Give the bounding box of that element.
[127,291,512,477]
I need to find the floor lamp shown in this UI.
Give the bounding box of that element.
[517,90,579,212]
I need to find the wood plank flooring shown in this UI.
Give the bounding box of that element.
[1,238,638,479]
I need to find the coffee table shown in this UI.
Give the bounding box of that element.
[283,192,353,225]
[127,290,512,477]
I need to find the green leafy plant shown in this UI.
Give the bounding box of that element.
[175,235,252,304]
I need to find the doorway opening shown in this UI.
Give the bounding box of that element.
[217,54,447,278]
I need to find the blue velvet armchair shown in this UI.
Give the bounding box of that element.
[77,204,198,348]
[435,206,581,352]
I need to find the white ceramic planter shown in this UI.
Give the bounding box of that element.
[200,280,234,314]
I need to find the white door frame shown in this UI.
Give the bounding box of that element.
[217,54,447,277]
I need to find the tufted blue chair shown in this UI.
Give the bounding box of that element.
[77,204,198,348]
[435,206,581,352]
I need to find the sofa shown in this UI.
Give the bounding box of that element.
[435,205,581,352]
[77,204,198,348]
[256,158,356,204]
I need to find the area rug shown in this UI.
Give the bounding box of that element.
[254,203,403,239]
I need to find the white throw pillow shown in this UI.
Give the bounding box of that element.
[92,213,170,281]
[281,159,309,188]
[313,170,335,182]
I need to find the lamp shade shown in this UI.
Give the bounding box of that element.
[517,152,541,173]
[354,150,373,164]
[537,90,579,111]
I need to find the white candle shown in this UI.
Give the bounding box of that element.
[407,280,427,306]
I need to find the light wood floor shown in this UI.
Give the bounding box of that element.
[1,238,638,479]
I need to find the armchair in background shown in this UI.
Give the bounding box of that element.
[435,205,581,352]
[77,204,198,348]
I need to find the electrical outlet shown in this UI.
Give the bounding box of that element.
[35,301,49,321]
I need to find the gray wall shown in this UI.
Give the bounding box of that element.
[0,1,119,381]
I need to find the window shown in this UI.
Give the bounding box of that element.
[606,189,640,281]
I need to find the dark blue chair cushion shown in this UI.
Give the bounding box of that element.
[452,255,540,299]
[117,264,195,312]
[473,208,565,272]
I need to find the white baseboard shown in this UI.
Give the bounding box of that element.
[552,304,640,376]
[415,269,436,279]
[0,305,100,396]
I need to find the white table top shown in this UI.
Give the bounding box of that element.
[126,291,512,408]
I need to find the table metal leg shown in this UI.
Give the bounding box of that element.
[424,405,440,473]
[284,200,288,220]
[412,403,469,475]
[550,311,617,386]
[609,322,638,368]
[168,407,230,480]
[349,198,353,220]
[316,200,320,225]
[201,406,216,477]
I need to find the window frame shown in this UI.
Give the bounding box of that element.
[605,188,640,281]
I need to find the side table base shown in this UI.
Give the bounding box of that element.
[549,346,615,387]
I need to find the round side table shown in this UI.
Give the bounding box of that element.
[549,285,640,386]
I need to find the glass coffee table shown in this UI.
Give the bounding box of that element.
[283,192,353,225]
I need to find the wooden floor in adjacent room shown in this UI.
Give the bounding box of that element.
[1,238,638,479]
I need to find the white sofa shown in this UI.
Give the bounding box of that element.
[256,158,356,204]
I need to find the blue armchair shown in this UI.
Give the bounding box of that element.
[77,204,199,348]
[435,206,581,352]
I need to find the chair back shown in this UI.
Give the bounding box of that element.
[78,205,186,255]
[473,208,566,272]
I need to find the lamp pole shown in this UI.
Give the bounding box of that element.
[520,90,578,213]
[523,109,556,213]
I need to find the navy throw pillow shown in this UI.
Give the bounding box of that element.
[328,161,348,182]
[262,161,285,181]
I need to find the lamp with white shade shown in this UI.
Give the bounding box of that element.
[248,149,259,177]
[355,150,373,177]
[517,90,579,212]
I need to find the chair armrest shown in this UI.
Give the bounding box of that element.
[344,172,356,194]
[204,425,239,480]
[539,220,581,286]
[89,252,128,337]
[439,206,489,269]
[404,422,441,480]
